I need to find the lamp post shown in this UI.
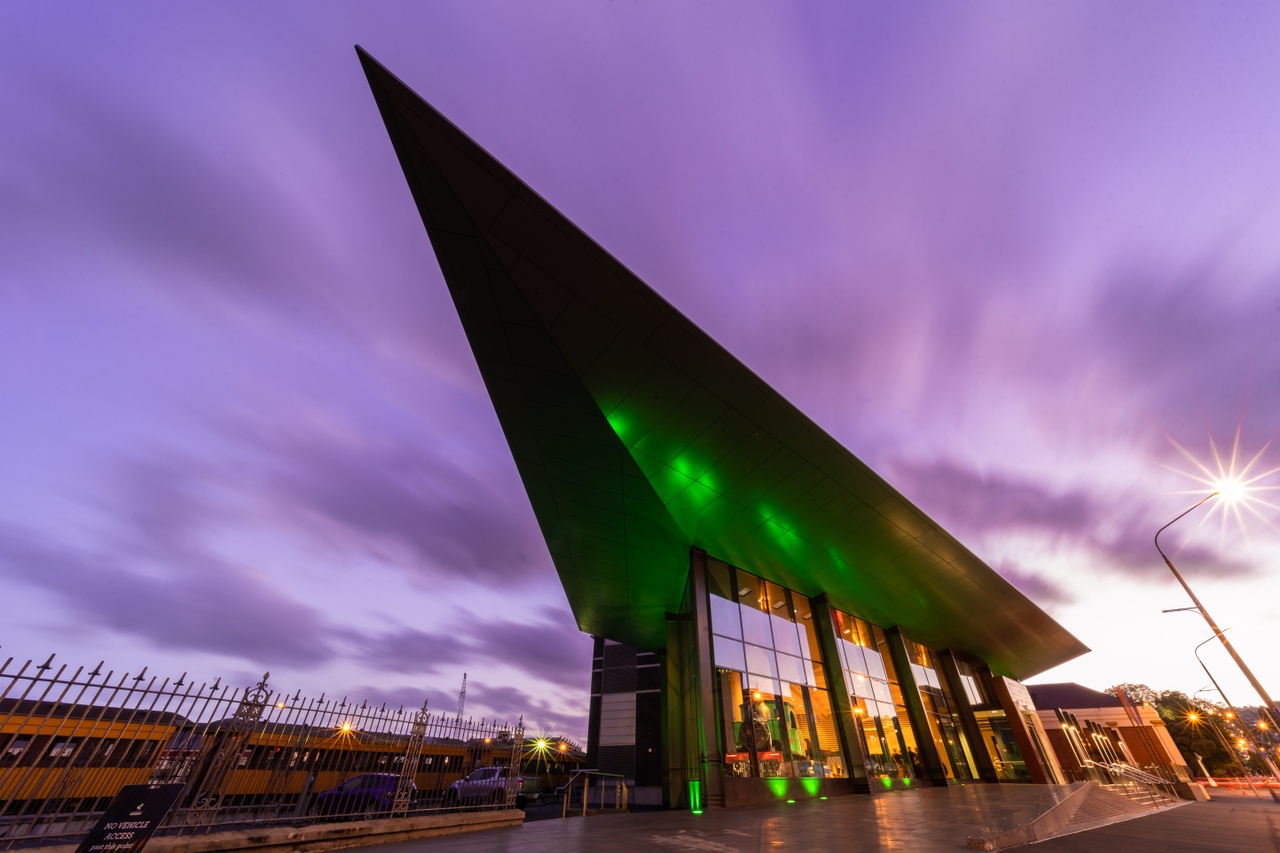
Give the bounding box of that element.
[1193,634,1280,788]
[1155,493,1280,730]
[1190,703,1258,797]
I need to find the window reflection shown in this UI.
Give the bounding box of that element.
[902,638,977,782]
[741,607,773,648]
[710,594,742,640]
[744,644,779,679]
[713,635,746,672]
[709,563,845,781]
[832,609,924,786]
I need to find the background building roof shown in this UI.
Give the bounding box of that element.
[1027,682,1121,710]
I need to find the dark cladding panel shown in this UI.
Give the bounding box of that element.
[359,47,1088,679]
[506,257,575,329]
[603,643,638,670]
[635,692,663,786]
[597,745,636,778]
[602,666,637,694]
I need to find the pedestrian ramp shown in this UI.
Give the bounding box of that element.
[966,780,1189,850]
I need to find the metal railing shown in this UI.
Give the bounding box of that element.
[1083,761,1180,807]
[0,654,523,849]
[558,770,628,817]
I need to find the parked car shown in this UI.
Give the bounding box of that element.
[308,773,416,818]
[443,765,526,807]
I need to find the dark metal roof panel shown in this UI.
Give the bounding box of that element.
[358,47,1088,679]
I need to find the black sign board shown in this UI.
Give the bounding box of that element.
[75,783,185,853]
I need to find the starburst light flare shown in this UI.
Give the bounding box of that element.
[1162,424,1280,540]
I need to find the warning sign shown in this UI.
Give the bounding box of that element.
[75,783,185,853]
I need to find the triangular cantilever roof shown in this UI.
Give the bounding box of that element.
[357,47,1087,679]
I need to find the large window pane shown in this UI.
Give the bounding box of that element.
[710,593,742,640]
[741,604,774,648]
[745,674,782,699]
[839,638,867,676]
[754,694,788,778]
[855,698,892,779]
[862,649,888,682]
[764,581,791,617]
[853,616,877,649]
[713,635,746,672]
[958,661,989,706]
[719,670,754,778]
[770,613,802,657]
[790,593,822,661]
[735,571,763,608]
[776,653,805,685]
[764,581,802,655]
[890,704,924,778]
[744,644,778,679]
[706,558,734,599]
[806,688,845,779]
[779,682,809,777]
[803,657,823,689]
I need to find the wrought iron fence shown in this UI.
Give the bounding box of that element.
[0,654,523,849]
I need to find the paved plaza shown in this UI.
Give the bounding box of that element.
[349,786,1280,853]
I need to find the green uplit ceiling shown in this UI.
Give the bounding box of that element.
[359,48,1088,680]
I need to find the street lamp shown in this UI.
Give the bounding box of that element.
[1155,493,1280,730]
[1188,703,1258,796]
[1193,634,1280,787]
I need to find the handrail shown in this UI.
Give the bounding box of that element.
[1084,760,1171,786]
[1083,761,1179,806]
[557,769,628,818]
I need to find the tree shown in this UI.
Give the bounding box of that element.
[1106,683,1159,705]
[1104,684,1243,776]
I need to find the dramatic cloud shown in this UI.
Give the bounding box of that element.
[991,561,1073,609]
[4,2,1280,731]
[350,607,593,694]
[0,522,337,667]
[888,456,1260,583]
[230,416,550,585]
[1089,262,1280,444]
[347,627,471,677]
[465,682,589,740]
[889,458,1096,537]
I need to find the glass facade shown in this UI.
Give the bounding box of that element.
[903,638,977,781]
[955,660,989,707]
[707,560,844,780]
[832,609,922,784]
[975,710,1030,781]
[704,558,1032,794]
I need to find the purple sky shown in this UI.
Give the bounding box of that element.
[4,3,1280,741]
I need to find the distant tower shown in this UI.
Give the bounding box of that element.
[456,672,467,722]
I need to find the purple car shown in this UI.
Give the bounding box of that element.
[307,773,416,818]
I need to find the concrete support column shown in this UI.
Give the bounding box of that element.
[688,548,725,808]
[809,595,871,793]
[937,650,999,783]
[883,627,948,786]
[663,616,687,809]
